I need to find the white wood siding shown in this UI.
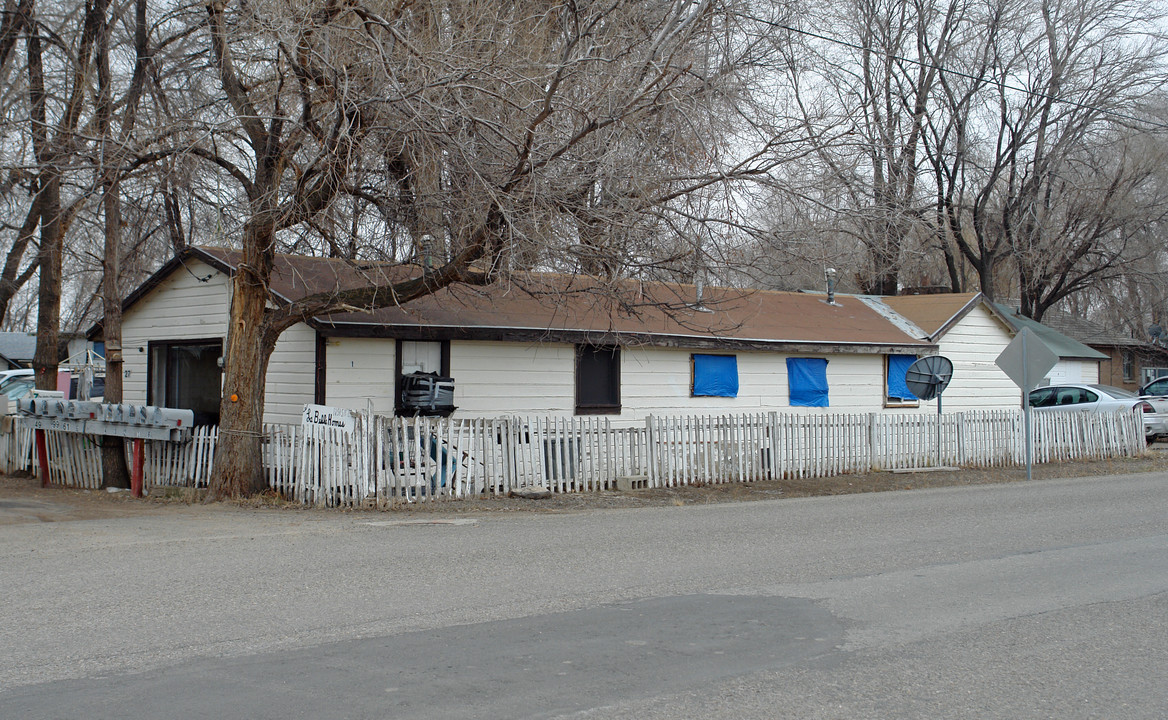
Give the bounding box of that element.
[323,339,897,420]
[933,306,1019,411]
[265,323,316,424]
[121,259,230,408]
[323,337,396,415]
[451,341,576,416]
[1045,359,1100,386]
[621,347,889,419]
[120,258,314,425]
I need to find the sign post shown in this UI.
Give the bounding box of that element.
[995,327,1060,480]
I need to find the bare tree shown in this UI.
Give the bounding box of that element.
[87,0,154,487]
[776,0,970,294]
[189,0,783,497]
[1014,131,1168,320]
[0,0,41,323]
[925,0,1168,306]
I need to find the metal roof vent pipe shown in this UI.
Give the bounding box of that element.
[692,274,714,313]
[824,267,837,305]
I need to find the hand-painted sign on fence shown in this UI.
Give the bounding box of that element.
[302,404,355,434]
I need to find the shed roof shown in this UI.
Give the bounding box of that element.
[1031,309,1158,350]
[990,304,1108,360]
[117,247,934,354]
[0,332,36,364]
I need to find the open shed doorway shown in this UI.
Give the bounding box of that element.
[148,339,223,426]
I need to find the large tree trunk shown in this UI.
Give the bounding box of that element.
[976,255,997,302]
[95,0,130,488]
[31,177,61,390]
[208,224,275,499]
[27,8,61,391]
[99,180,130,487]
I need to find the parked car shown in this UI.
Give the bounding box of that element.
[0,368,32,385]
[0,369,105,403]
[1028,383,1168,441]
[1140,375,1168,398]
[0,374,35,402]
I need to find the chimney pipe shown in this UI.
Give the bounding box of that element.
[825,267,837,304]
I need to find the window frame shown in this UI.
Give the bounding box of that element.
[691,353,739,398]
[394,339,451,415]
[1122,350,1134,382]
[575,344,621,415]
[885,354,920,408]
[145,338,224,425]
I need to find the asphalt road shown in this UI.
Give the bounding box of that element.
[1,472,1166,719]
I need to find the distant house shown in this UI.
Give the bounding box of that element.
[0,332,36,370]
[869,293,1019,411]
[1029,311,1168,392]
[98,247,944,426]
[990,304,1108,386]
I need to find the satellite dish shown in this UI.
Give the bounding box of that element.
[905,355,954,402]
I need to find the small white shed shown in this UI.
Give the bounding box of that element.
[989,303,1107,386]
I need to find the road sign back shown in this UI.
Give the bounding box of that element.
[995,327,1059,390]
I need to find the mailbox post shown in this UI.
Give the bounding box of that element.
[17,399,195,496]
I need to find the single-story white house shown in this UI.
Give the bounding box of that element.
[95,248,1104,427]
[99,247,978,426]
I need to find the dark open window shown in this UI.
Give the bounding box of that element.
[147,339,223,425]
[576,345,620,414]
[394,339,450,414]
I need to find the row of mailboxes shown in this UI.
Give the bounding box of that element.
[17,398,195,441]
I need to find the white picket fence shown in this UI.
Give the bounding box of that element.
[0,408,1146,506]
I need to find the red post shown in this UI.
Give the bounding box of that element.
[35,429,50,488]
[131,438,145,498]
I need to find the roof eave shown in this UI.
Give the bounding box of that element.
[314,319,934,354]
[928,292,986,341]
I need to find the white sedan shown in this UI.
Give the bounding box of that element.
[1028,383,1168,441]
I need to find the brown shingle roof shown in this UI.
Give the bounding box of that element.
[879,293,984,338]
[186,247,933,352]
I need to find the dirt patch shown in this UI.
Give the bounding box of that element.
[4,449,1167,522]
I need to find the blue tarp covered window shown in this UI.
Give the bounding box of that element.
[887,354,919,403]
[692,354,738,397]
[787,357,828,407]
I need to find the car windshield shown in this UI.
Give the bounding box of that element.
[3,378,33,400]
[0,374,30,392]
[1090,384,1135,399]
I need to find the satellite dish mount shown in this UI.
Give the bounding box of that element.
[904,355,955,466]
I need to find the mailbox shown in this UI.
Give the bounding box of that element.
[17,399,195,441]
